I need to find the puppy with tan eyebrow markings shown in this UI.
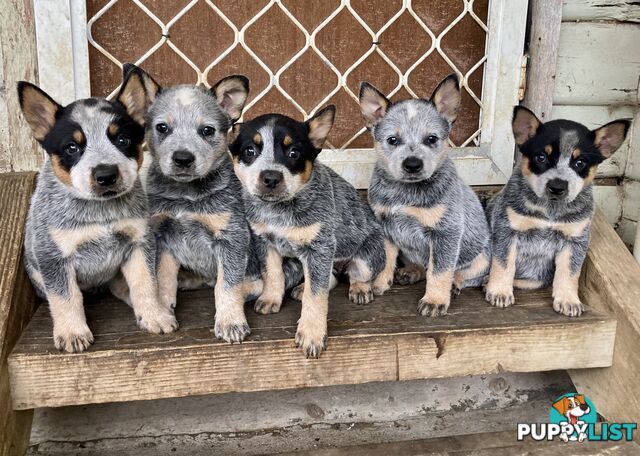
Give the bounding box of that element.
[360,74,491,318]
[229,107,393,358]
[133,66,302,344]
[485,106,630,316]
[17,68,178,352]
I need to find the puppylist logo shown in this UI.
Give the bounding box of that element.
[517,393,637,443]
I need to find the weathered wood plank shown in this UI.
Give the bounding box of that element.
[0,172,38,456]
[554,22,640,105]
[571,209,640,424]
[284,429,640,456]
[9,281,615,410]
[563,0,640,23]
[0,1,41,172]
[524,0,563,122]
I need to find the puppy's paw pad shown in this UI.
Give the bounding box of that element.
[295,331,328,359]
[349,284,374,305]
[290,284,304,301]
[394,267,423,285]
[417,300,449,317]
[54,327,94,353]
[553,299,584,317]
[485,289,514,308]
[254,297,282,314]
[137,310,179,334]
[215,320,251,343]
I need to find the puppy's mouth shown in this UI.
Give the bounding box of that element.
[256,193,289,203]
[93,187,128,200]
[168,172,198,182]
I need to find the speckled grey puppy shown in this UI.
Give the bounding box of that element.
[17,71,178,353]
[360,74,491,317]
[485,106,629,317]
[229,108,394,358]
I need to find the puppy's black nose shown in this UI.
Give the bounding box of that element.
[173,150,195,168]
[93,164,119,187]
[580,404,589,411]
[546,178,568,197]
[260,170,283,189]
[402,156,424,174]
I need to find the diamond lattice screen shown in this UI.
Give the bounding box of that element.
[87,0,488,148]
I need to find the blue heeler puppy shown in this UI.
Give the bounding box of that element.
[485,106,629,316]
[132,66,294,344]
[359,74,491,317]
[229,108,394,358]
[17,72,178,352]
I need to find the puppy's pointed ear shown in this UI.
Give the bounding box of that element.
[430,73,461,124]
[359,82,390,129]
[306,105,335,149]
[512,106,541,146]
[593,119,630,158]
[212,75,249,122]
[552,397,569,417]
[17,82,62,141]
[116,64,161,125]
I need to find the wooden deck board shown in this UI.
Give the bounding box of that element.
[9,282,615,410]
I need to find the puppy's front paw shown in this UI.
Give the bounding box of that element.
[54,324,94,353]
[137,308,179,334]
[394,266,424,285]
[349,282,373,305]
[417,298,449,317]
[372,278,392,296]
[290,283,304,301]
[553,298,584,317]
[485,283,514,308]
[214,318,251,343]
[254,296,282,314]
[295,321,327,359]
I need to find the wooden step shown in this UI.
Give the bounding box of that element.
[8,282,615,410]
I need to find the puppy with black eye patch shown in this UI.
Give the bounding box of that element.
[229,107,394,358]
[17,68,178,353]
[360,74,491,318]
[137,66,302,344]
[485,106,629,317]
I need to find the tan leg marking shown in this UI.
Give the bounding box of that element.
[157,251,180,310]
[348,258,374,305]
[372,240,399,295]
[49,224,109,257]
[506,207,590,238]
[418,252,454,317]
[242,278,264,300]
[109,273,131,306]
[213,265,250,343]
[552,247,584,317]
[395,262,426,285]
[295,263,329,358]
[453,253,489,292]
[189,212,231,237]
[372,204,447,228]
[254,247,285,314]
[122,248,178,334]
[513,279,544,290]
[485,239,518,308]
[48,266,93,353]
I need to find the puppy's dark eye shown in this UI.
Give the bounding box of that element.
[64,142,80,156]
[288,148,300,160]
[200,126,215,137]
[425,135,438,145]
[387,136,398,146]
[243,146,256,157]
[573,158,588,171]
[534,152,547,164]
[116,133,131,148]
[156,123,169,134]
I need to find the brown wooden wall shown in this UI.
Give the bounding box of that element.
[87,0,488,148]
